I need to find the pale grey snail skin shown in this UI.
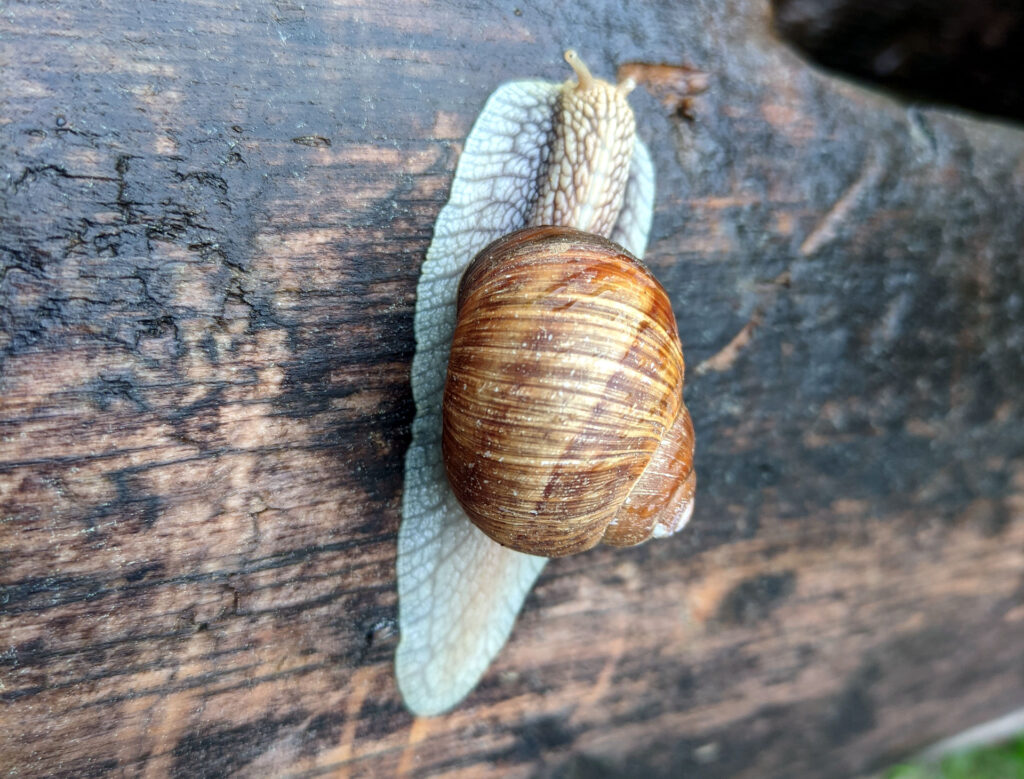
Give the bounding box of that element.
[397,51,674,717]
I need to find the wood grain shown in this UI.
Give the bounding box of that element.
[2,0,1023,777]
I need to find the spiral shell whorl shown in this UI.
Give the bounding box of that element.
[442,226,693,557]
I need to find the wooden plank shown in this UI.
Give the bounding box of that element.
[2,0,1023,776]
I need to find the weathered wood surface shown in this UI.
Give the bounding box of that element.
[2,0,1024,777]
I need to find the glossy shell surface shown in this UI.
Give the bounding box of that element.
[443,226,695,557]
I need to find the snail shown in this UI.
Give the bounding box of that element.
[397,50,696,716]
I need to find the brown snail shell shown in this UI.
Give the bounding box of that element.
[442,225,696,557]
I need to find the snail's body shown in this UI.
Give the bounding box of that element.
[397,52,693,716]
